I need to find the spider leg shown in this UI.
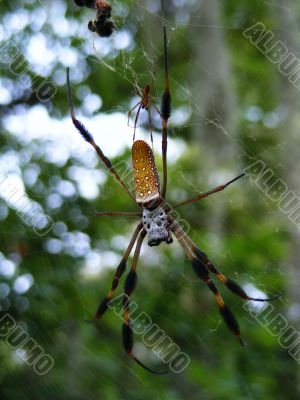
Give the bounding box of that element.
[161,1,171,198]
[95,211,142,217]
[67,68,135,202]
[146,69,158,148]
[132,104,142,142]
[92,223,143,321]
[171,222,246,346]
[131,73,144,98]
[172,173,245,209]
[147,107,154,149]
[122,229,168,374]
[180,232,281,302]
[127,101,141,128]
[153,104,162,119]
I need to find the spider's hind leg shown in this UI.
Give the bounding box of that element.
[171,221,245,346]
[182,234,281,303]
[193,246,281,302]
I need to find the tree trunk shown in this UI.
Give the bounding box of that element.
[189,0,238,239]
[190,0,237,156]
[274,0,300,392]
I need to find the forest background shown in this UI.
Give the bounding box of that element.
[0,1,300,399]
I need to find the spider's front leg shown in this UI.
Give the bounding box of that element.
[67,68,135,202]
[160,2,171,198]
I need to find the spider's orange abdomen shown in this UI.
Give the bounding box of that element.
[132,140,160,206]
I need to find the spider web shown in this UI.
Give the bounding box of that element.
[0,0,294,399]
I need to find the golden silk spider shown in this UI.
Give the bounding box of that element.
[66,2,280,375]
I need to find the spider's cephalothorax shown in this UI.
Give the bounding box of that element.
[67,0,280,376]
[142,207,173,247]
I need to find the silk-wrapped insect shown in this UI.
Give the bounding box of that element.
[74,0,116,37]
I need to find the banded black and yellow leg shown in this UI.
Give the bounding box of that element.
[179,230,280,302]
[193,246,281,302]
[172,173,245,209]
[160,0,171,198]
[95,211,142,218]
[193,260,246,346]
[67,68,135,202]
[122,229,168,374]
[94,222,143,320]
[172,224,245,346]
